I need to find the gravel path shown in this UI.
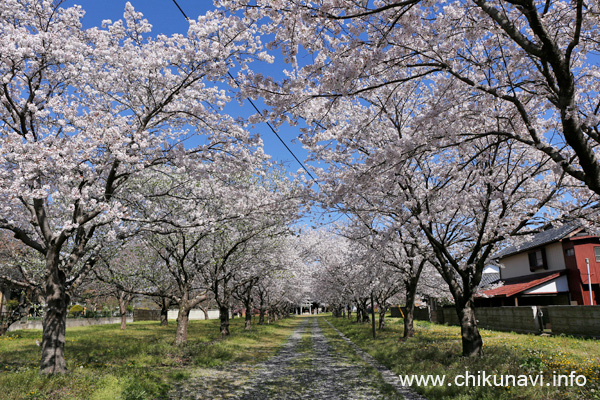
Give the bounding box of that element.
[170,317,421,399]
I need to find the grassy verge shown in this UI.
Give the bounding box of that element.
[0,317,300,400]
[324,315,600,400]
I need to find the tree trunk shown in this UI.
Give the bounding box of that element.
[259,308,265,325]
[245,309,252,330]
[457,300,483,357]
[160,297,170,326]
[40,249,69,374]
[118,293,127,331]
[219,305,230,336]
[120,311,127,330]
[244,300,252,330]
[403,305,415,338]
[378,309,386,330]
[200,305,209,320]
[403,274,420,338]
[160,307,168,326]
[358,300,369,323]
[175,303,191,345]
[0,311,22,336]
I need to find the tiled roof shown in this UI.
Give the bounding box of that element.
[479,272,500,288]
[477,271,564,298]
[493,222,581,259]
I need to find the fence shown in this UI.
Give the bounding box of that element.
[133,309,162,321]
[545,305,600,337]
[390,306,430,321]
[8,316,133,332]
[434,305,600,338]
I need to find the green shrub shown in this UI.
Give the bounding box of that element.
[5,299,20,312]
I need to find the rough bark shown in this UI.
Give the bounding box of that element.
[245,309,252,330]
[403,305,415,339]
[120,311,127,330]
[40,248,69,374]
[0,310,23,336]
[457,300,483,357]
[0,298,31,336]
[175,303,191,345]
[118,292,129,331]
[200,305,209,320]
[219,305,230,336]
[378,309,386,330]
[403,277,418,338]
[244,298,252,330]
[159,297,169,326]
[258,308,265,325]
[271,308,278,322]
[357,299,369,323]
[160,308,168,326]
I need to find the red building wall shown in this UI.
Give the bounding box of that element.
[564,237,600,305]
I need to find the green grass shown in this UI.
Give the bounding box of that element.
[324,315,600,400]
[0,317,300,400]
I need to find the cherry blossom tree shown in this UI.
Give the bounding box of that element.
[270,76,567,355]
[200,210,298,336]
[97,236,179,327]
[223,0,600,198]
[0,0,270,373]
[391,142,565,355]
[0,232,45,334]
[363,223,434,336]
[232,235,300,330]
[300,229,355,317]
[91,256,138,331]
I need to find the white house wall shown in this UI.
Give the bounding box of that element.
[523,275,570,294]
[500,242,566,279]
[167,309,221,320]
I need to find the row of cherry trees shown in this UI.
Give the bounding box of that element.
[217,0,599,357]
[1,0,599,374]
[0,0,308,374]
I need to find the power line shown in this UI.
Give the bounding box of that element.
[170,0,189,20]
[169,0,318,184]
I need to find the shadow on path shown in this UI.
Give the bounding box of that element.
[170,317,422,399]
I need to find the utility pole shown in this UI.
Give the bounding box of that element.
[585,258,594,305]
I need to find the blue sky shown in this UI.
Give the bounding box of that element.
[63,0,313,178]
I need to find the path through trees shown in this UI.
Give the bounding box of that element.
[169,317,423,399]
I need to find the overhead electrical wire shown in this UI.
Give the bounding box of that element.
[169,0,318,184]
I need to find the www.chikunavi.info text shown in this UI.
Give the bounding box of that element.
[398,371,587,387]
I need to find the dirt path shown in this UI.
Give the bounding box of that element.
[170,317,421,399]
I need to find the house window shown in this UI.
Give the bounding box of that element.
[528,248,547,271]
[565,248,575,257]
[595,247,600,263]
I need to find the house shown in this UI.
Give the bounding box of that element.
[477,222,600,306]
